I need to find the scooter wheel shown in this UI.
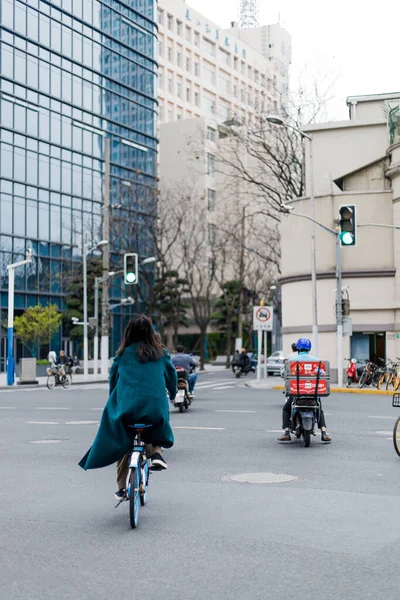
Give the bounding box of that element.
[303,430,311,447]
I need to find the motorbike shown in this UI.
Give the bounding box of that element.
[174,366,191,413]
[346,358,358,387]
[233,362,253,378]
[289,395,320,447]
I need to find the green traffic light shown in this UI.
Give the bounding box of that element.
[340,232,354,245]
[126,272,136,283]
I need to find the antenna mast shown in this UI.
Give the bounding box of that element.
[239,0,260,28]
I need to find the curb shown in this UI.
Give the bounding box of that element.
[271,385,394,395]
[0,379,109,390]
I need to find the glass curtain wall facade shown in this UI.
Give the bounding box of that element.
[0,0,158,359]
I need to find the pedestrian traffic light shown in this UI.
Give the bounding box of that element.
[338,204,357,247]
[124,253,138,285]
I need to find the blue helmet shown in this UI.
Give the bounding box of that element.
[296,338,311,352]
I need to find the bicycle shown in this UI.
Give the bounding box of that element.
[115,423,151,529]
[358,360,379,388]
[46,364,72,390]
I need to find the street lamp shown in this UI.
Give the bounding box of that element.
[93,270,115,378]
[266,115,318,354]
[142,256,156,266]
[83,237,108,379]
[6,249,33,385]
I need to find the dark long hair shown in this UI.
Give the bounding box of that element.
[116,314,163,363]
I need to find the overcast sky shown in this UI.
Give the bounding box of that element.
[187,0,400,121]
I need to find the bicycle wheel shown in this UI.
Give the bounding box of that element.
[47,375,56,390]
[359,371,368,389]
[377,374,385,391]
[394,376,400,392]
[140,459,149,507]
[129,463,140,529]
[393,417,400,457]
[61,374,72,389]
[386,373,394,391]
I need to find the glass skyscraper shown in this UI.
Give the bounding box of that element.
[0,0,158,359]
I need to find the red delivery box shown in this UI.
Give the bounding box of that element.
[286,379,330,396]
[288,361,328,376]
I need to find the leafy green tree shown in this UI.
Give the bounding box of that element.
[154,270,190,349]
[212,280,241,367]
[14,304,61,358]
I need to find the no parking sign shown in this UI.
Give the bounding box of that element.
[253,306,273,331]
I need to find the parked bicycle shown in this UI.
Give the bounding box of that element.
[46,364,72,390]
[392,393,400,456]
[358,360,380,388]
[114,423,151,529]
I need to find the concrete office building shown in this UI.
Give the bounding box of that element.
[279,92,400,378]
[157,0,291,124]
[0,0,158,360]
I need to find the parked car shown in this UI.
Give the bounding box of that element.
[267,350,286,376]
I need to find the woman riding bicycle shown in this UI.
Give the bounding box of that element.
[79,314,177,499]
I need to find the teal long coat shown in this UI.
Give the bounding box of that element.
[79,344,177,470]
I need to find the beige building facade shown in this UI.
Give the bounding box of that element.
[280,93,400,379]
[157,0,291,124]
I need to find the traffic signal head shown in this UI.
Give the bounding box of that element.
[124,253,138,285]
[339,204,356,247]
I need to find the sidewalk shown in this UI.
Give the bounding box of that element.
[245,380,396,395]
[0,363,226,390]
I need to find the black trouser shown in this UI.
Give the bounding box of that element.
[282,397,326,429]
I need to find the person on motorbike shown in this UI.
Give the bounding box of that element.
[278,337,332,443]
[231,350,241,373]
[239,348,251,374]
[172,345,198,398]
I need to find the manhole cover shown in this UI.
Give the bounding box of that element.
[28,439,64,444]
[222,472,299,484]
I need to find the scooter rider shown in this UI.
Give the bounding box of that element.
[172,345,198,398]
[239,348,251,374]
[278,338,332,443]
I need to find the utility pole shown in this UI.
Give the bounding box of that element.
[101,137,111,378]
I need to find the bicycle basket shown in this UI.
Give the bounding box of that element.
[392,393,400,408]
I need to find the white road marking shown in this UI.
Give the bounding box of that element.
[267,430,285,433]
[195,381,234,389]
[369,416,394,419]
[35,407,70,410]
[0,406,16,409]
[29,439,63,444]
[65,421,99,425]
[212,386,236,391]
[174,426,226,431]
[91,408,104,411]
[26,421,59,425]
[374,431,393,436]
[215,410,255,413]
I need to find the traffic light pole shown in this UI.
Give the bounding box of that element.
[335,231,344,387]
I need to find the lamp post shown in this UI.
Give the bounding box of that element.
[82,236,108,380]
[93,271,115,378]
[266,115,318,354]
[6,249,33,386]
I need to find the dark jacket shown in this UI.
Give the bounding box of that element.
[79,344,177,471]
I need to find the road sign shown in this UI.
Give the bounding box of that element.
[253,306,273,331]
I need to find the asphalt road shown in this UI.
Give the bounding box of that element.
[1,370,400,600]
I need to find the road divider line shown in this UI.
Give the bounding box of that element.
[65,421,100,425]
[26,421,59,425]
[212,386,236,390]
[35,407,70,410]
[174,426,226,431]
[369,416,394,419]
[0,406,16,409]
